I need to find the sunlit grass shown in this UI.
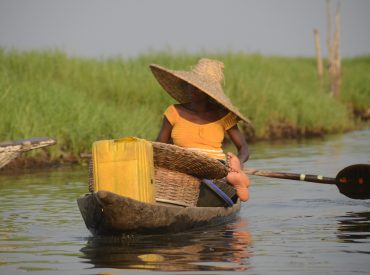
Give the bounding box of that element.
[0,49,368,158]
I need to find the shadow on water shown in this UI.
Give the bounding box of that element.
[336,211,370,245]
[79,218,253,272]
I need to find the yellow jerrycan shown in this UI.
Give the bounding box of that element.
[92,137,155,203]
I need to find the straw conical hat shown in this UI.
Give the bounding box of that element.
[149,58,250,123]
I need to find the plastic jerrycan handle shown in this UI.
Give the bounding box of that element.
[114,137,139,143]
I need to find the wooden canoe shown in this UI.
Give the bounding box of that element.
[77,190,241,236]
[0,137,56,169]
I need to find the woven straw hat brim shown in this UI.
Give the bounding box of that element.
[151,142,228,179]
[150,64,250,123]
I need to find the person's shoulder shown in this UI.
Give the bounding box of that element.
[164,104,176,112]
[212,105,229,120]
[224,111,237,119]
[222,111,239,129]
[173,103,190,116]
[217,107,229,118]
[164,104,180,124]
[174,103,188,110]
[173,103,183,110]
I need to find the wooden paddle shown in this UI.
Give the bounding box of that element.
[244,164,370,200]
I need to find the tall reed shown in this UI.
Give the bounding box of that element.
[0,49,368,158]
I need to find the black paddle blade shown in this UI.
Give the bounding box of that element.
[335,164,370,200]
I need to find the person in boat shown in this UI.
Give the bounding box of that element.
[150,58,251,201]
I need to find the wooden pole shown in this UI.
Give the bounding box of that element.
[328,1,341,98]
[326,0,333,66]
[326,0,334,96]
[314,29,324,82]
[333,2,341,97]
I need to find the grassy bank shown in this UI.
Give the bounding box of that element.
[0,49,369,161]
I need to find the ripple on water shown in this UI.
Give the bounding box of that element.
[0,130,369,274]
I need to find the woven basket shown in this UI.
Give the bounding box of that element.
[154,167,200,207]
[152,142,228,179]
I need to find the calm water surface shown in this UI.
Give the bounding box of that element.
[0,130,369,275]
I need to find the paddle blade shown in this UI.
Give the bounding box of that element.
[335,164,370,200]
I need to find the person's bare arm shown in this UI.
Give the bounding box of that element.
[226,125,249,164]
[156,116,173,143]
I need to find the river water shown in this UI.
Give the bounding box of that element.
[0,130,369,275]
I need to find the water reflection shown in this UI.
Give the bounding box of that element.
[80,218,252,272]
[1,130,369,274]
[336,212,370,244]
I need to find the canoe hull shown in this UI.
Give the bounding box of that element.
[0,137,56,169]
[77,190,240,235]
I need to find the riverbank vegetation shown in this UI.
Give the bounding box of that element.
[0,49,369,163]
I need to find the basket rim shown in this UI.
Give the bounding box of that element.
[151,142,228,179]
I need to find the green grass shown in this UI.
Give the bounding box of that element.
[0,49,368,159]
